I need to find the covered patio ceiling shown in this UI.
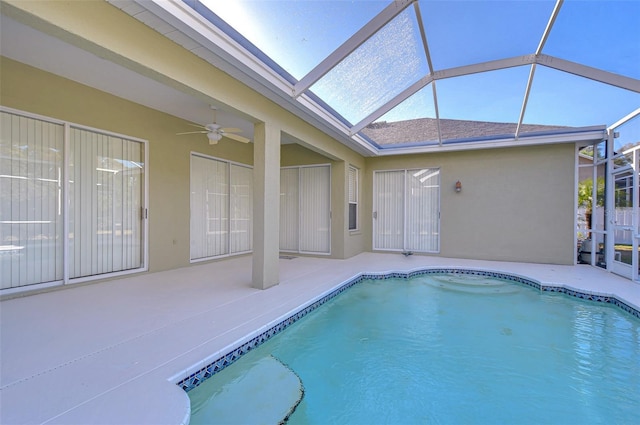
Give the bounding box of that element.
[109,0,639,154]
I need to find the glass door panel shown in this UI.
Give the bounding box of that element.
[279,168,299,252]
[373,170,404,251]
[611,169,634,278]
[299,166,331,254]
[614,229,633,266]
[0,112,64,288]
[279,165,331,254]
[68,128,145,278]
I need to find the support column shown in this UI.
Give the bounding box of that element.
[252,122,281,289]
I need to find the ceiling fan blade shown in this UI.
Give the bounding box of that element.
[220,127,242,133]
[176,131,209,135]
[223,133,251,143]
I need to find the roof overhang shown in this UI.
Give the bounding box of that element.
[374,126,606,156]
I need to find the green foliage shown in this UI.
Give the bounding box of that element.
[578,177,605,210]
[580,146,594,159]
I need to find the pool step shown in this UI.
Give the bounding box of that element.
[189,354,303,425]
[425,274,521,294]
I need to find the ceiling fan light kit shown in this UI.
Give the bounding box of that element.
[207,131,222,144]
[176,106,251,144]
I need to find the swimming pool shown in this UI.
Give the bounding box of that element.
[185,270,640,424]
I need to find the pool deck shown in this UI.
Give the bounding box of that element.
[1,253,639,424]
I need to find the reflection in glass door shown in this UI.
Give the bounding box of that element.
[637,168,640,282]
[611,169,635,278]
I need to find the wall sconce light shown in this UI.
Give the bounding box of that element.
[455,180,462,193]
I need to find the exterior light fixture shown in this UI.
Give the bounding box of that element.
[455,181,462,192]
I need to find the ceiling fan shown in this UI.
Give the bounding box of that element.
[177,107,251,145]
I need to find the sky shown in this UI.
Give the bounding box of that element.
[199,0,639,132]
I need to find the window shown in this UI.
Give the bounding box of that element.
[190,153,252,261]
[348,166,358,231]
[1,108,147,290]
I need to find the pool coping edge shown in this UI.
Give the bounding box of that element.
[172,266,640,393]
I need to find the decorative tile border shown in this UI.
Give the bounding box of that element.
[176,268,640,392]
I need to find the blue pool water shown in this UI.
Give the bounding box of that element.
[189,274,640,424]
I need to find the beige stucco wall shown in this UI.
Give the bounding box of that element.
[365,144,577,265]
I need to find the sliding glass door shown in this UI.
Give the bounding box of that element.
[1,109,147,290]
[280,165,331,254]
[190,153,253,261]
[373,168,440,253]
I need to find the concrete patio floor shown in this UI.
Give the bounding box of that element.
[1,253,639,424]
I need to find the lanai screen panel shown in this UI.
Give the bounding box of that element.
[198,0,387,80]
[420,0,554,70]
[362,84,438,145]
[543,0,640,80]
[613,117,640,156]
[436,67,529,123]
[185,0,639,149]
[524,67,640,128]
[309,6,429,125]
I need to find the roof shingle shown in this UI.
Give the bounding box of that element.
[362,118,570,145]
